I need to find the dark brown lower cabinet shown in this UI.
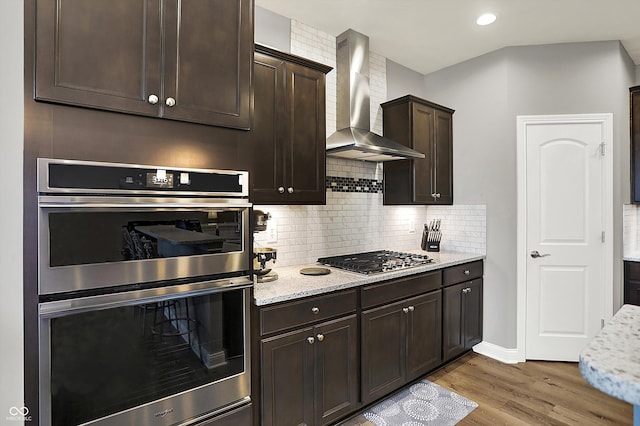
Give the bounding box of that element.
[361,290,442,404]
[260,315,358,426]
[442,278,483,362]
[255,261,482,425]
[624,261,640,305]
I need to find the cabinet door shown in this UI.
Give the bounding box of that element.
[463,279,483,349]
[631,88,640,203]
[162,0,252,129]
[35,0,162,116]
[412,103,436,203]
[442,282,465,362]
[406,291,442,381]
[314,315,359,426]
[433,108,453,204]
[250,53,287,203]
[361,299,406,403]
[261,328,314,426]
[285,62,327,204]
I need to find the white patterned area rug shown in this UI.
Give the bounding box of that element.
[342,380,478,426]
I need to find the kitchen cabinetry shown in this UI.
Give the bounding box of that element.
[381,95,454,205]
[258,290,359,426]
[631,86,640,202]
[624,261,640,305]
[35,0,253,129]
[360,271,442,403]
[250,45,332,204]
[442,261,484,361]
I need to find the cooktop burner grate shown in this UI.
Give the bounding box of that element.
[317,250,433,274]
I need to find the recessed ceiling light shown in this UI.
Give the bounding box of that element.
[476,13,497,26]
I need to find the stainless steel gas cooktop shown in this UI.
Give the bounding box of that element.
[317,250,433,275]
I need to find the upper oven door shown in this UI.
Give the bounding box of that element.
[38,196,251,296]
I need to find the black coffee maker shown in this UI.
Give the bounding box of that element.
[252,210,278,282]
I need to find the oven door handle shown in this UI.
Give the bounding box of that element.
[39,276,253,318]
[38,195,252,209]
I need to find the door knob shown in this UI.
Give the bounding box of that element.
[165,97,176,107]
[530,250,550,258]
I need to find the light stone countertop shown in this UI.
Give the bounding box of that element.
[579,304,640,406]
[253,250,485,306]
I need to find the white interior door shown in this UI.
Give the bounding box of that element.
[519,114,612,362]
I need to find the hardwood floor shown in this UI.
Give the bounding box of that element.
[341,352,632,425]
[429,352,632,425]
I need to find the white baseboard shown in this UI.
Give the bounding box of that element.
[472,341,523,364]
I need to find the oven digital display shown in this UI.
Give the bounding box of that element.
[146,172,174,188]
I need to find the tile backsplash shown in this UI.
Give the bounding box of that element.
[624,204,639,255]
[255,161,486,268]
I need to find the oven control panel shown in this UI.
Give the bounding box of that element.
[37,158,248,197]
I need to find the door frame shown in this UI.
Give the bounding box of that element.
[515,113,614,362]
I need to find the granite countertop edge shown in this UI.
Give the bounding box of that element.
[253,251,485,306]
[579,304,640,406]
[623,252,640,262]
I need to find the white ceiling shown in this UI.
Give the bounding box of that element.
[255,0,640,75]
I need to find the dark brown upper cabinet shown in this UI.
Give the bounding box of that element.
[250,45,332,205]
[381,95,454,205]
[35,0,253,130]
[631,86,640,202]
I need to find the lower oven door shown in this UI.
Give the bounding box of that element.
[39,277,252,426]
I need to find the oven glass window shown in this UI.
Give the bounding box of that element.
[48,289,246,426]
[47,209,244,267]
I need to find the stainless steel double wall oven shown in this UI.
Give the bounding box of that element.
[37,159,253,426]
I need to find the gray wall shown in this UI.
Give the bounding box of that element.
[386,59,428,100]
[1,0,24,416]
[407,40,636,348]
[255,6,291,52]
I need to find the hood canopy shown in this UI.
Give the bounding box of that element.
[326,29,425,162]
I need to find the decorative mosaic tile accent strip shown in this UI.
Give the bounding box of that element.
[326,176,383,193]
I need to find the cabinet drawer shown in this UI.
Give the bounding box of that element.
[624,261,640,306]
[443,261,483,286]
[362,271,441,310]
[260,290,357,336]
[625,261,640,279]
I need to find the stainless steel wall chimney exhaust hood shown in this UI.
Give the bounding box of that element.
[326,29,425,162]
